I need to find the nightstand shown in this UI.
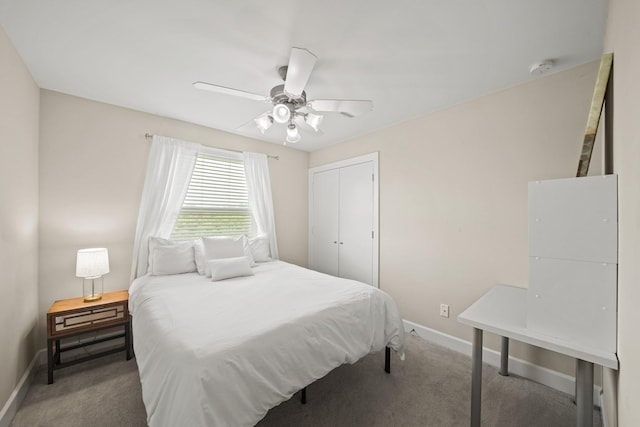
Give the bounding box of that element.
[46,290,132,384]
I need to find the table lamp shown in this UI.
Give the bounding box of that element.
[76,248,109,302]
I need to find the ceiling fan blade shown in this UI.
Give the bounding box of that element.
[283,47,317,98]
[308,99,373,117]
[193,81,269,102]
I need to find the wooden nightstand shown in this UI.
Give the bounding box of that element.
[46,290,132,384]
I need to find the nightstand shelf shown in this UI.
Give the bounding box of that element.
[46,290,132,384]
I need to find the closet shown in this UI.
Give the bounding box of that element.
[308,153,378,287]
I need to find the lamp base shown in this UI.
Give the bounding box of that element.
[84,294,102,302]
[82,276,104,303]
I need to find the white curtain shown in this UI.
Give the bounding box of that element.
[243,152,279,259]
[130,136,198,280]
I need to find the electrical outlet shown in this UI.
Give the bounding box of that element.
[440,303,450,318]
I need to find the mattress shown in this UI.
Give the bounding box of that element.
[129,260,405,427]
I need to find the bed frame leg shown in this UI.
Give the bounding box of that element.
[301,387,307,404]
[385,346,391,373]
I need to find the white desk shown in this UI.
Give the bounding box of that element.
[458,284,618,427]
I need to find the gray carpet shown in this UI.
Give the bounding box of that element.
[10,335,601,426]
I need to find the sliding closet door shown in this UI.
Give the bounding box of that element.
[309,168,340,277]
[338,162,374,285]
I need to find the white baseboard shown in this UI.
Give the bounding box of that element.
[403,319,602,406]
[0,349,46,427]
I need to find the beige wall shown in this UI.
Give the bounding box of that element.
[604,0,640,424]
[0,27,40,408]
[4,11,633,419]
[38,90,309,344]
[311,61,603,375]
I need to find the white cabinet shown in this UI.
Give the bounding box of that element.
[309,153,378,287]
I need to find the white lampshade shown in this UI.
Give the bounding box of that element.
[76,248,110,279]
[286,124,301,143]
[254,114,273,134]
[305,113,323,132]
[272,104,291,124]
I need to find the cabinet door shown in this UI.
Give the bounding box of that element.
[339,162,374,285]
[310,168,340,276]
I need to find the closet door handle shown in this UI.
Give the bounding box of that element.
[333,241,338,244]
[339,242,344,245]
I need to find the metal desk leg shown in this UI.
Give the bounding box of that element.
[573,360,578,404]
[500,337,509,376]
[576,359,594,427]
[471,328,483,427]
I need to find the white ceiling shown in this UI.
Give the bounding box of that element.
[0,0,608,151]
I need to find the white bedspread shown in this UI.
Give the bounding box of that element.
[129,261,405,427]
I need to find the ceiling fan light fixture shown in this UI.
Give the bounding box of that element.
[255,114,273,134]
[272,104,291,124]
[286,123,301,143]
[196,47,374,144]
[305,113,323,132]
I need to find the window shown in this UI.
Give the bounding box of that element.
[170,152,254,239]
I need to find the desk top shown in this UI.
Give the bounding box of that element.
[458,284,618,369]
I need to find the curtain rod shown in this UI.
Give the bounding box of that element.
[144,133,279,160]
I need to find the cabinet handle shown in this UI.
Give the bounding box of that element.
[333,241,337,244]
[340,242,344,245]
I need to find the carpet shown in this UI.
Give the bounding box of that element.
[10,334,601,426]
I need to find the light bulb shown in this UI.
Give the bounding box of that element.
[286,123,301,143]
[254,114,273,134]
[272,104,291,124]
[305,113,323,132]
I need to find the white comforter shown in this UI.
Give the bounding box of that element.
[129,261,405,427]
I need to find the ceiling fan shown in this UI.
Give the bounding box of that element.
[193,47,373,144]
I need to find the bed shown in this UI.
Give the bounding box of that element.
[129,256,405,427]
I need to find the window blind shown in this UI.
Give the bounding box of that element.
[170,152,253,239]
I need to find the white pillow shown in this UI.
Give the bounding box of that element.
[149,241,196,275]
[193,238,206,275]
[201,236,255,276]
[207,256,254,281]
[248,235,271,262]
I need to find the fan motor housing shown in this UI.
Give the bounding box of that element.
[270,84,306,107]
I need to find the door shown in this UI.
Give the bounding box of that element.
[309,153,379,287]
[310,168,339,277]
[338,162,374,285]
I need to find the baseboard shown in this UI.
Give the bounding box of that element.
[403,319,602,406]
[0,349,46,427]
